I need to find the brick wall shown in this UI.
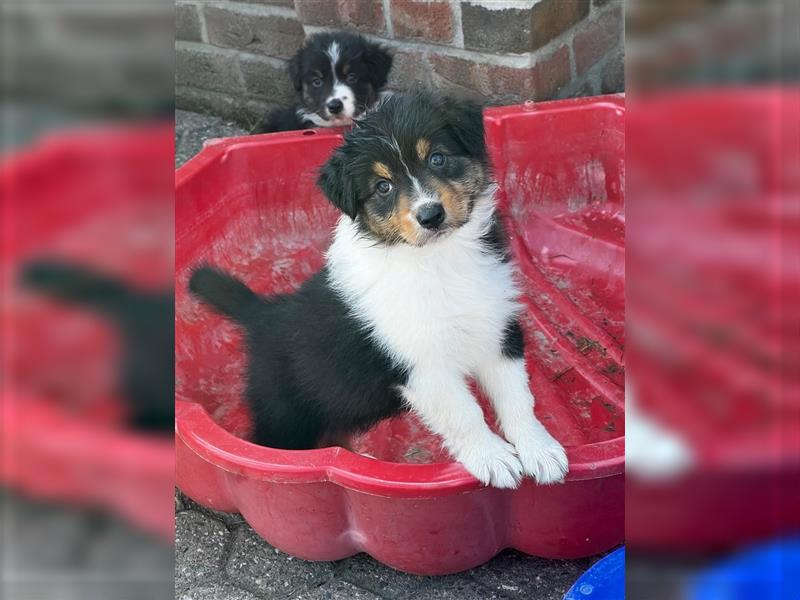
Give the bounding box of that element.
[176,0,624,129]
[2,2,174,117]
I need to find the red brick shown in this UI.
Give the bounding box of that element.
[391,0,453,43]
[480,47,570,104]
[480,64,534,104]
[573,5,623,75]
[338,0,386,34]
[429,54,483,97]
[388,49,436,89]
[530,0,590,50]
[296,0,386,34]
[461,3,533,54]
[204,6,304,59]
[176,46,243,93]
[295,0,339,26]
[530,44,572,100]
[239,55,295,104]
[432,46,572,105]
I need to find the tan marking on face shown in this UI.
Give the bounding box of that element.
[342,63,350,75]
[373,162,392,180]
[416,139,431,162]
[364,192,423,246]
[431,179,469,226]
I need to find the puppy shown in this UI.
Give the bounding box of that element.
[254,31,393,134]
[19,259,174,432]
[191,92,568,488]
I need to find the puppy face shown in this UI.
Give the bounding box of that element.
[318,93,490,246]
[290,32,392,127]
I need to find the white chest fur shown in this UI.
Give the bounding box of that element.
[326,198,521,375]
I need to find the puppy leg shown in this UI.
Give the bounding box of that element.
[402,369,524,489]
[476,358,568,484]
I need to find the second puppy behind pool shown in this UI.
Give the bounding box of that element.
[254,31,393,134]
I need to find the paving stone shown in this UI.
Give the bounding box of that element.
[469,551,597,600]
[295,579,382,600]
[0,490,173,600]
[179,582,263,600]
[601,48,625,94]
[83,516,174,575]
[175,511,231,595]
[414,575,506,600]
[175,110,247,167]
[1,491,96,570]
[177,489,248,529]
[225,526,335,597]
[3,581,173,600]
[335,552,429,599]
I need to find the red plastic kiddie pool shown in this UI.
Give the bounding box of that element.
[175,96,625,575]
[1,125,175,538]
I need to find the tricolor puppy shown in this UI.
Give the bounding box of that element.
[191,92,568,488]
[255,31,392,134]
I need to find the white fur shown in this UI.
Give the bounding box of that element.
[325,41,341,66]
[326,189,568,487]
[329,83,356,120]
[297,108,331,127]
[323,41,356,121]
[626,386,694,480]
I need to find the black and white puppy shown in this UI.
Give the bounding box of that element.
[191,92,568,488]
[254,31,393,134]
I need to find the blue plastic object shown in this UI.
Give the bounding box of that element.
[690,537,800,600]
[564,547,625,600]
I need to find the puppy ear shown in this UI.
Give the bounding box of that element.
[363,42,393,90]
[317,150,359,219]
[288,52,303,92]
[440,97,486,160]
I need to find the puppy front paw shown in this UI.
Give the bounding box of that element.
[458,434,524,489]
[514,427,569,485]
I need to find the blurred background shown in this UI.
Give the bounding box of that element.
[626,0,798,598]
[1,1,175,599]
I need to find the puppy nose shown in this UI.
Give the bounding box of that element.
[327,99,344,114]
[416,203,445,230]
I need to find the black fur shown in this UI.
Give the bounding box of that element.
[190,267,407,449]
[501,319,525,360]
[193,92,524,451]
[254,31,393,134]
[19,259,174,432]
[258,107,307,134]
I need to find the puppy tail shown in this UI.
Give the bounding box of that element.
[189,266,261,324]
[19,258,134,318]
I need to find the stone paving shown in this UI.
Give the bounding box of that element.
[174,109,603,600]
[175,492,596,600]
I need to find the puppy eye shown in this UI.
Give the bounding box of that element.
[345,73,358,84]
[311,78,323,88]
[376,179,393,195]
[429,152,446,167]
